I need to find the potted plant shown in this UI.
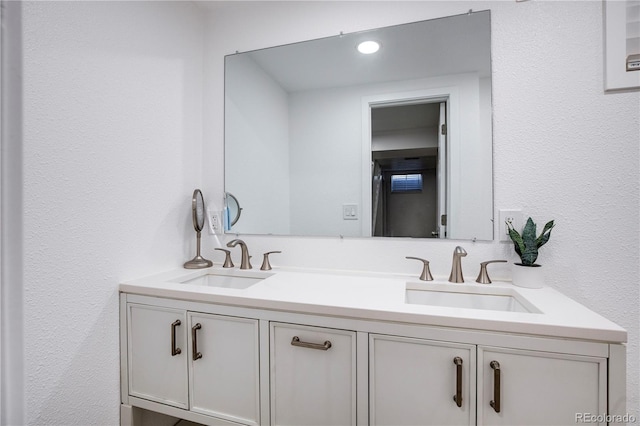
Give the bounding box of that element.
[506,217,555,288]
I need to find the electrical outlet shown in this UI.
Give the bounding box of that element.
[208,209,222,234]
[498,209,522,242]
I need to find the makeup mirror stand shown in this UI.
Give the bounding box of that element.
[184,189,213,269]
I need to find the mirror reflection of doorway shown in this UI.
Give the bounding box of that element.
[371,101,447,238]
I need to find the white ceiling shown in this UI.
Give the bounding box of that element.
[232,10,491,92]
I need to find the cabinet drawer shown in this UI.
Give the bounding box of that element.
[270,322,357,426]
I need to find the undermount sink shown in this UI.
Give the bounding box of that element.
[405,283,540,313]
[171,270,272,290]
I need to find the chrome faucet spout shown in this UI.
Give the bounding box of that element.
[448,246,467,283]
[227,239,252,269]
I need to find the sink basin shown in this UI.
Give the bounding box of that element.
[171,270,271,290]
[405,283,539,313]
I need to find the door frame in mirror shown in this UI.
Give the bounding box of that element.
[361,87,458,237]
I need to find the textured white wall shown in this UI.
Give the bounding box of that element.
[203,1,639,415]
[19,1,204,424]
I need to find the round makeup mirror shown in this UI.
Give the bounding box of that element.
[225,192,242,227]
[184,189,213,269]
[193,189,206,232]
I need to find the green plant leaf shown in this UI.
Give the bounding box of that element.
[522,217,536,243]
[536,220,555,248]
[520,246,538,265]
[522,218,540,265]
[506,220,525,257]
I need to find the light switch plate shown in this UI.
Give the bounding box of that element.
[343,204,359,220]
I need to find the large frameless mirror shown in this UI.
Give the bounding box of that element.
[225,10,493,240]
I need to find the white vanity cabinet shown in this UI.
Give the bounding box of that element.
[269,323,357,426]
[477,347,607,426]
[369,334,476,425]
[120,280,625,426]
[123,299,261,426]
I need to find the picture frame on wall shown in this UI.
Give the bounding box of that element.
[604,0,640,91]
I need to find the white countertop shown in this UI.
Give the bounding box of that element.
[120,266,627,344]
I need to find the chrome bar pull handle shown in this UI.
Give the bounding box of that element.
[170,320,181,356]
[490,360,501,413]
[291,336,332,351]
[192,323,203,361]
[453,357,463,407]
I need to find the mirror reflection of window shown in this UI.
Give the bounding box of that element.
[390,174,423,193]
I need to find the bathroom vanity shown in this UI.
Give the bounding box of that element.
[119,267,626,426]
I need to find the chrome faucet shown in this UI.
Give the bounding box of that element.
[226,239,252,269]
[448,246,467,283]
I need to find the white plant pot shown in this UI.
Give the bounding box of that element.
[511,263,544,289]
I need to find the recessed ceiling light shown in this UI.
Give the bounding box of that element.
[357,40,380,54]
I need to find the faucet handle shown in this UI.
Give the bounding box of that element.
[476,260,507,284]
[261,251,282,271]
[406,257,434,281]
[214,248,234,268]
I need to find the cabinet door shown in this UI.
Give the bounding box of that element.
[478,346,607,426]
[369,334,476,425]
[270,322,357,425]
[188,312,260,425]
[127,303,188,408]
